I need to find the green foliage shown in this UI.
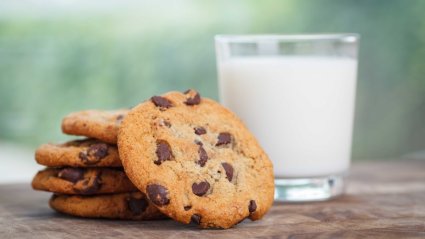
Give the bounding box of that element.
[0,0,424,159]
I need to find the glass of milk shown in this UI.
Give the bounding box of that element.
[215,34,359,202]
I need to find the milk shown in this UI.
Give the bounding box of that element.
[218,56,357,178]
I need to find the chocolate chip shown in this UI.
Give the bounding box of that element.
[184,92,201,106]
[151,96,173,109]
[79,143,109,165]
[221,162,234,182]
[116,114,124,124]
[194,140,203,146]
[194,127,206,135]
[57,168,84,183]
[183,89,191,94]
[88,143,109,159]
[163,120,171,127]
[154,140,174,165]
[184,205,192,211]
[192,181,210,196]
[191,214,201,225]
[216,132,232,146]
[146,184,170,206]
[249,200,257,213]
[197,145,208,167]
[127,196,149,215]
[78,173,102,195]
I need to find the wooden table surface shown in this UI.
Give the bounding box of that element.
[1,160,425,239]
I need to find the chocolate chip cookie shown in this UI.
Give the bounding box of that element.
[35,139,122,167]
[118,90,275,228]
[62,109,128,144]
[49,192,166,220]
[32,167,137,195]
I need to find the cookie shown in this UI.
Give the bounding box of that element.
[49,192,166,220]
[32,167,137,195]
[62,109,128,144]
[35,139,122,167]
[118,90,274,228]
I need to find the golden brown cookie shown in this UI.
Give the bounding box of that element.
[62,109,128,144]
[32,167,137,195]
[49,192,166,220]
[118,90,274,229]
[35,139,122,167]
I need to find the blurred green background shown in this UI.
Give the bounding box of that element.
[0,0,424,160]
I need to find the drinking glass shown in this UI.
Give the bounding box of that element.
[215,34,359,202]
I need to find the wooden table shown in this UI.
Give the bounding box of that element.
[1,160,424,238]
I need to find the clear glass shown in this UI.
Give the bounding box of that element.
[215,34,359,202]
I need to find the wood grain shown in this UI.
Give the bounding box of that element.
[1,160,425,238]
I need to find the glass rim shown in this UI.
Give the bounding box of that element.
[215,33,359,43]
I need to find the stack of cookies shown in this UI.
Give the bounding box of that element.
[32,109,164,220]
[32,90,275,229]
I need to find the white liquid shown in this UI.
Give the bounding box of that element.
[218,57,357,177]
